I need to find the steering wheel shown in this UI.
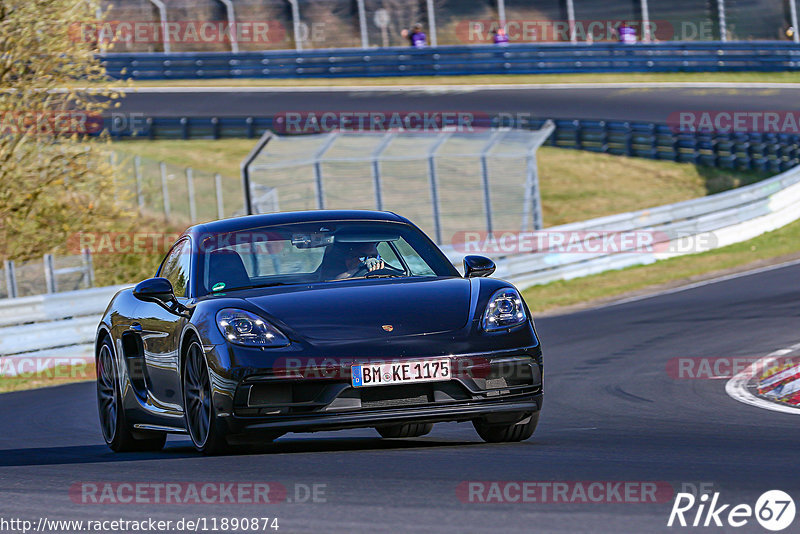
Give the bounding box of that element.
[365,266,406,277]
[351,262,405,278]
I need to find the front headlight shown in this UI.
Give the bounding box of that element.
[482,288,527,331]
[216,309,290,347]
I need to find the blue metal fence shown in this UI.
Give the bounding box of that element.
[106,115,799,173]
[107,116,274,139]
[544,119,799,173]
[102,41,800,79]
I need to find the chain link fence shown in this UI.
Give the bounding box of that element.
[0,152,242,300]
[98,0,800,53]
[244,124,554,247]
[2,253,94,299]
[109,153,245,225]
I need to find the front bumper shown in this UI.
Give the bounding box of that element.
[209,346,543,435]
[230,395,542,434]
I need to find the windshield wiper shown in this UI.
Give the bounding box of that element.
[251,282,290,288]
[215,282,289,292]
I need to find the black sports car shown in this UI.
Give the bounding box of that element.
[95,210,543,454]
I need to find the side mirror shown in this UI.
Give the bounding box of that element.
[133,277,175,305]
[464,255,496,278]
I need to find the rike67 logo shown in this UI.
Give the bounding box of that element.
[668,490,795,531]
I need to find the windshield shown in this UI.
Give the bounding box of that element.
[196,220,457,295]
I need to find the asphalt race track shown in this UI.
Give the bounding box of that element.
[3,261,799,533]
[117,85,800,122]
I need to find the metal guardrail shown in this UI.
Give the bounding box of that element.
[102,42,800,80]
[107,116,273,140]
[0,285,126,329]
[546,120,800,174]
[0,317,98,356]
[105,115,800,173]
[0,286,128,370]
[472,163,800,288]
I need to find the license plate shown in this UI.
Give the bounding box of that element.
[351,359,451,388]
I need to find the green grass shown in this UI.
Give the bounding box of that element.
[112,139,255,178]
[536,148,766,225]
[524,218,800,314]
[108,71,800,88]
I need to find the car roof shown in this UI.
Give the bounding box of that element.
[186,210,409,238]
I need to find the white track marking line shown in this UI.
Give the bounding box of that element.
[54,82,800,94]
[726,342,800,415]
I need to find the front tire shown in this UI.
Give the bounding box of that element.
[183,340,228,455]
[473,412,539,443]
[96,336,166,452]
[376,422,434,438]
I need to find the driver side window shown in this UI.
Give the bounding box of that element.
[159,239,192,297]
[376,242,403,270]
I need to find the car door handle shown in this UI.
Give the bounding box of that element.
[130,323,142,332]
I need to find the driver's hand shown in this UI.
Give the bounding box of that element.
[364,257,385,272]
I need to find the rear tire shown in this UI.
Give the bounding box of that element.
[376,422,434,438]
[183,340,229,455]
[473,412,539,443]
[96,336,166,452]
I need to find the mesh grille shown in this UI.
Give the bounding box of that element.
[360,384,431,408]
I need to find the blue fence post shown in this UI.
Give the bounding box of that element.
[649,123,658,158]
[599,121,608,152]
[624,123,633,156]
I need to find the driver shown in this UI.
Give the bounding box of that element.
[330,242,385,279]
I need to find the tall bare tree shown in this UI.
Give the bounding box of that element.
[0,0,127,261]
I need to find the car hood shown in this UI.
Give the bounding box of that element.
[244,277,473,341]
